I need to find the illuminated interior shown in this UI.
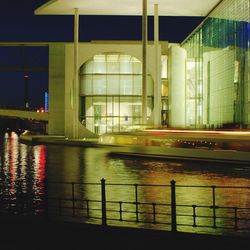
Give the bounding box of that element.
[182,0,250,129]
[79,53,154,134]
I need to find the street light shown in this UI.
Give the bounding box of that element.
[24,75,29,108]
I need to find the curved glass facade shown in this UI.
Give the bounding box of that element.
[79,53,154,134]
[182,0,250,129]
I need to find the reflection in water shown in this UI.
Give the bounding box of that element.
[0,132,250,234]
[0,132,46,214]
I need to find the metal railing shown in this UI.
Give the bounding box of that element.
[45,179,250,235]
[0,179,250,235]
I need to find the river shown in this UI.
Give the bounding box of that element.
[1,131,250,235]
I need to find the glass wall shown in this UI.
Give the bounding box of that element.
[161,55,168,126]
[182,0,250,129]
[79,53,154,134]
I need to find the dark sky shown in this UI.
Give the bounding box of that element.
[0,0,204,108]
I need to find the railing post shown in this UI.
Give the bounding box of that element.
[135,184,139,222]
[71,182,75,217]
[152,203,156,224]
[119,201,123,221]
[101,178,107,226]
[192,205,197,227]
[170,180,177,232]
[86,200,90,218]
[211,186,217,228]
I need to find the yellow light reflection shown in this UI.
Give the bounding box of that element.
[146,129,250,136]
[32,145,46,195]
[9,132,19,195]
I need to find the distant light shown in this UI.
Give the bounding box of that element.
[37,107,44,113]
[24,75,29,79]
[44,92,49,112]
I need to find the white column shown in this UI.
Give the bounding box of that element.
[169,45,186,128]
[142,0,148,125]
[73,8,79,138]
[154,3,161,127]
[48,44,65,136]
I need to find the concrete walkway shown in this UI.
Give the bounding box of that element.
[19,133,250,164]
[1,218,249,250]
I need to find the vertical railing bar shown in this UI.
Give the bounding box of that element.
[119,201,123,221]
[72,182,75,217]
[212,185,216,228]
[192,205,197,227]
[135,184,139,222]
[86,200,90,218]
[101,178,107,226]
[152,203,156,224]
[171,180,177,232]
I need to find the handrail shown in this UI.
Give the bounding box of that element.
[1,179,250,235]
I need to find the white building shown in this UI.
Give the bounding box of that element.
[36,0,250,138]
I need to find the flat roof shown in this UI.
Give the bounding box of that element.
[35,0,221,16]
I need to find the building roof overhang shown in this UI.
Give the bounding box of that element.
[35,0,222,16]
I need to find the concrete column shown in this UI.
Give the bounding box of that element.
[48,44,65,135]
[154,4,161,127]
[73,8,79,138]
[142,0,148,125]
[168,45,186,128]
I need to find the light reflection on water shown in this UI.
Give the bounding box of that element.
[1,132,250,234]
[0,132,46,213]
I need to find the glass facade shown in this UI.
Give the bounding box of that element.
[79,53,154,134]
[182,0,250,129]
[161,55,169,126]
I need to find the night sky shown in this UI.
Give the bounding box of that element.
[0,0,204,108]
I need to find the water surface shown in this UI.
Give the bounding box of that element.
[1,131,250,234]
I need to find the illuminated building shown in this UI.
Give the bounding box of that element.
[36,0,250,138]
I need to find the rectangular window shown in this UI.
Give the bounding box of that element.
[107,54,119,74]
[120,55,133,74]
[107,75,119,95]
[120,96,133,117]
[85,97,93,116]
[113,97,119,116]
[93,75,106,95]
[120,75,133,95]
[80,75,93,95]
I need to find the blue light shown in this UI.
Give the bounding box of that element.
[45,92,49,112]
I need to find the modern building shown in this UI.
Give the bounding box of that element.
[35,0,250,138]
